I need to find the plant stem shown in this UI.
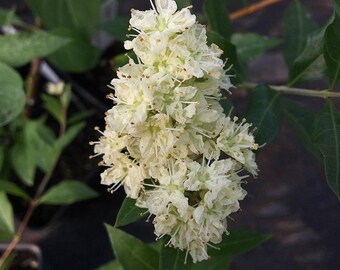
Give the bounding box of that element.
[0,131,65,267]
[238,82,340,99]
[230,0,284,21]
[23,58,41,118]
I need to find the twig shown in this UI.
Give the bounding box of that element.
[238,82,340,99]
[23,58,41,117]
[230,0,284,21]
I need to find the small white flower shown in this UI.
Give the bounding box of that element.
[46,81,65,96]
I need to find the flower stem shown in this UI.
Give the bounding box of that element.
[238,82,340,99]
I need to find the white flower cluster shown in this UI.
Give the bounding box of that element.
[93,0,258,263]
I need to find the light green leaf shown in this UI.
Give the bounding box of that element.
[160,245,191,270]
[41,94,64,125]
[0,192,15,240]
[0,8,24,27]
[0,62,25,127]
[176,0,191,9]
[105,225,159,270]
[283,0,317,68]
[288,29,325,86]
[115,197,146,227]
[0,31,70,67]
[313,100,340,200]
[61,84,72,109]
[39,180,98,205]
[204,0,231,40]
[47,28,100,73]
[27,0,102,39]
[101,16,130,42]
[324,15,340,89]
[282,99,321,160]
[96,260,124,270]
[209,229,270,257]
[244,86,281,145]
[231,33,281,64]
[0,180,30,200]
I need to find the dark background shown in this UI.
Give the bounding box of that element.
[0,0,339,269]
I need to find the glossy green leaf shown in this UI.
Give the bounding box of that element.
[313,100,340,199]
[39,180,98,205]
[0,62,25,127]
[115,197,146,227]
[0,31,69,67]
[61,84,72,109]
[231,33,281,64]
[288,29,325,85]
[244,86,281,145]
[176,0,191,9]
[0,180,30,200]
[101,16,130,42]
[105,225,159,270]
[324,15,340,89]
[283,0,317,68]
[204,0,231,40]
[160,244,191,270]
[282,99,321,160]
[0,8,23,26]
[27,0,102,39]
[209,229,270,257]
[96,260,124,270]
[0,192,15,240]
[47,28,100,73]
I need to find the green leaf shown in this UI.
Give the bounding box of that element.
[204,0,231,40]
[210,229,270,257]
[27,0,102,39]
[160,245,191,270]
[191,257,230,270]
[61,84,72,109]
[207,31,244,82]
[324,15,340,89]
[282,99,321,160]
[176,0,191,9]
[313,100,340,199]
[47,28,100,72]
[244,86,281,146]
[0,8,24,27]
[68,110,94,126]
[334,0,340,16]
[0,180,30,200]
[231,33,281,64]
[9,122,39,186]
[55,122,86,150]
[0,31,70,67]
[101,16,130,42]
[0,192,15,240]
[96,260,124,270]
[105,225,159,270]
[288,28,325,85]
[115,197,146,227]
[0,253,16,270]
[0,62,25,127]
[39,180,98,205]
[42,94,64,125]
[283,0,318,68]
